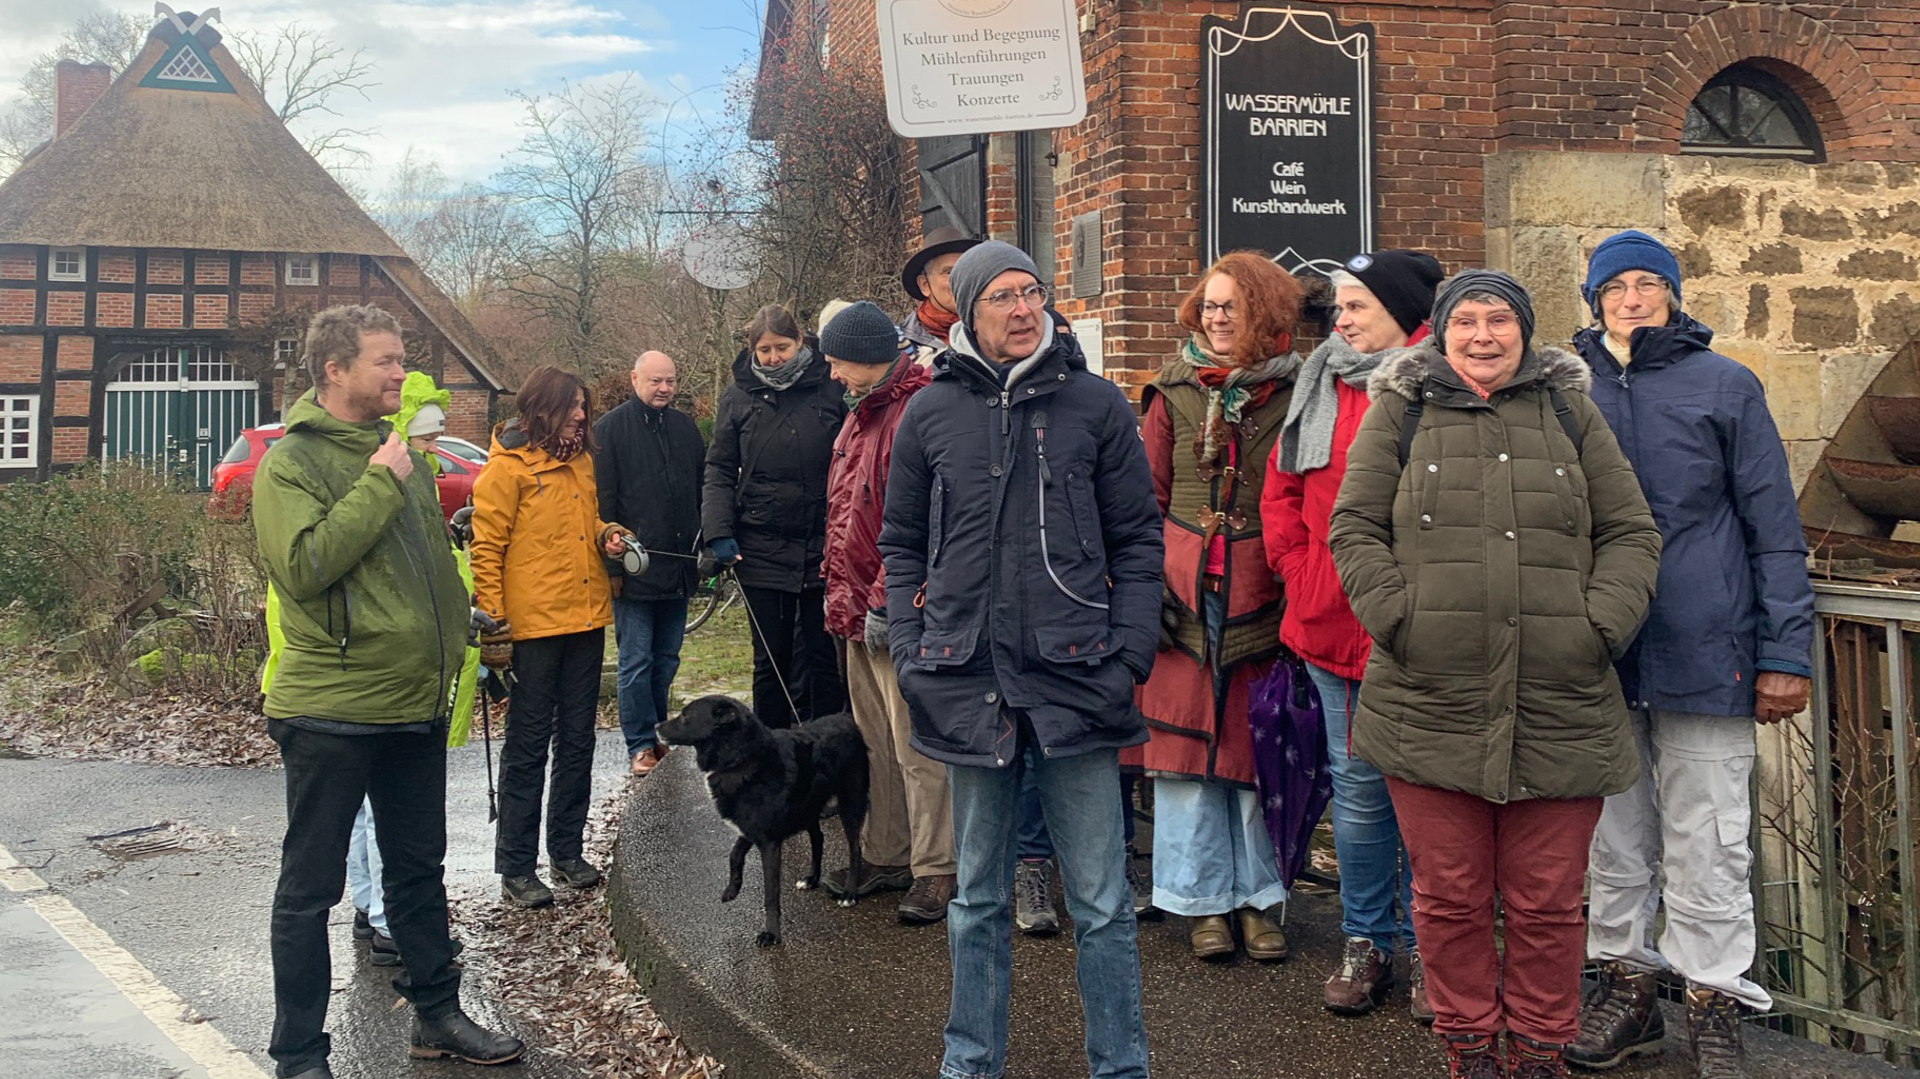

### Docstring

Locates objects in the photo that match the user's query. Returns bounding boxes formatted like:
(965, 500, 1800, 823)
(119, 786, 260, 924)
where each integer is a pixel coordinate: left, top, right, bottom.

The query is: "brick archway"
(1635, 6, 1898, 160)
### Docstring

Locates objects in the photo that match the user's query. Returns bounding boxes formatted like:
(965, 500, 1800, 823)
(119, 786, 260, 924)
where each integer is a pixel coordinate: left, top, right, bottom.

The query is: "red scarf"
(1193, 364, 1277, 407)
(915, 298, 959, 342)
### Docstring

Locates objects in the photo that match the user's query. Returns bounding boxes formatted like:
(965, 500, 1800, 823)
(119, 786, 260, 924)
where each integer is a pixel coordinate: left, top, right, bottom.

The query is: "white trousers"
(1586, 709, 1771, 1009)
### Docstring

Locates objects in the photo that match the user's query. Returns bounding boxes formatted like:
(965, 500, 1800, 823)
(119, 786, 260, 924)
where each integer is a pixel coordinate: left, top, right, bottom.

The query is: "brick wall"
(0, 336, 39, 381)
(53, 60, 111, 138)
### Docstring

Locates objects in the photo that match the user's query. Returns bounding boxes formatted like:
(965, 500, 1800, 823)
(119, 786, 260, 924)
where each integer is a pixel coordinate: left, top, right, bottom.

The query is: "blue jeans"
(346, 797, 386, 934)
(1150, 778, 1287, 915)
(1016, 753, 1136, 861)
(945, 742, 1149, 1079)
(1304, 661, 1416, 951)
(613, 595, 688, 756)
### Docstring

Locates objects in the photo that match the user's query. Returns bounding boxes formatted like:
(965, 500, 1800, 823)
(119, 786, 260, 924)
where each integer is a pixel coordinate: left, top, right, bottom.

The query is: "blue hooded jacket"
(1573, 314, 1814, 717)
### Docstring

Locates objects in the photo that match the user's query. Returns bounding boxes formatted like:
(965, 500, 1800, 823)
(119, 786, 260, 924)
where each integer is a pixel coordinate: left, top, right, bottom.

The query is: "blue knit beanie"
(1582, 231, 1682, 317)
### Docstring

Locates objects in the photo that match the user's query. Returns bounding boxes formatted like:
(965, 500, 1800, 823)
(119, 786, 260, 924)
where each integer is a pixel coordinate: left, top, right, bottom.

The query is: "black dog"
(656, 695, 870, 947)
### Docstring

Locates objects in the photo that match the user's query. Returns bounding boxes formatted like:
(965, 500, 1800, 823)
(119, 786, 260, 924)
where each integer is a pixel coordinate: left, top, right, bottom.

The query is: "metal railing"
(1752, 580, 1920, 1062)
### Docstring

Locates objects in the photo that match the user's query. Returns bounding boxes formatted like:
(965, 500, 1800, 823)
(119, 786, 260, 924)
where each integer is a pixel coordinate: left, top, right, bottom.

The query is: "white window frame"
(49, 246, 85, 282)
(284, 254, 318, 286)
(0, 395, 38, 468)
(273, 337, 299, 369)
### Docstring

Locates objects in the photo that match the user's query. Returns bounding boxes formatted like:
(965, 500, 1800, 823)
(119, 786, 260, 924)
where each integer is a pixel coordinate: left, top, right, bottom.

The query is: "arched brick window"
(1682, 65, 1824, 162)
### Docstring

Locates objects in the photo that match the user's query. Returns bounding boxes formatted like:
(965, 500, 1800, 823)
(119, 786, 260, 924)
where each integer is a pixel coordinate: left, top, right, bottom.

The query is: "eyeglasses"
(1598, 278, 1669, 303)
(1201, 301, 1237, 320)
(978, 283, 1051, 313)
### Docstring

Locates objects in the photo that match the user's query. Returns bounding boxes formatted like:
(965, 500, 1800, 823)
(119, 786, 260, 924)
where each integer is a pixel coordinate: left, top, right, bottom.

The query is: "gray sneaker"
(1013, 859, 1059, 936)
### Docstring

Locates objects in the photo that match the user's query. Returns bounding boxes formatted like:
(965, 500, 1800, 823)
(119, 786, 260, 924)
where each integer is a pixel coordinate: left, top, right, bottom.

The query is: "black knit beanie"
(820, 301, 903, 365)
(1341, 250, 1445, 335)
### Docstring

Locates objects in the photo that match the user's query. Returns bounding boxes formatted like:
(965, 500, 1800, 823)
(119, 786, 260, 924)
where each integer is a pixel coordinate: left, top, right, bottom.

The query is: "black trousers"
(740, 584, 845, 728)
(494, 628, 603, 876)
(267, 719, 460, 1077)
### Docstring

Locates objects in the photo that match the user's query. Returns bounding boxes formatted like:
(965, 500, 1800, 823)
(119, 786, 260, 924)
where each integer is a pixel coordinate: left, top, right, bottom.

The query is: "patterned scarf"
(752, 345, 817, 391)
(1182, 338, 1299, 465)
(548, 430, 585, 461)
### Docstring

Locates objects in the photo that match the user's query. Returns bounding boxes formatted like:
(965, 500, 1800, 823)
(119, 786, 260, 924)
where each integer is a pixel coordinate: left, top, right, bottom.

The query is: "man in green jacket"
(253, 304, 521, 1079)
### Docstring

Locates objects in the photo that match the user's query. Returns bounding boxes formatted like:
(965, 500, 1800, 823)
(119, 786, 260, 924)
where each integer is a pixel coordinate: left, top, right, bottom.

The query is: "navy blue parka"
(878, 334, 1163, 768)
(1574, 314, 1814, 717)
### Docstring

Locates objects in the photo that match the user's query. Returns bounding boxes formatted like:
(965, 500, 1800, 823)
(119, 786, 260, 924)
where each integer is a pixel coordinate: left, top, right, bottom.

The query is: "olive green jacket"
(251, 391, 469, 725)
(1328, 344, 1661, 803)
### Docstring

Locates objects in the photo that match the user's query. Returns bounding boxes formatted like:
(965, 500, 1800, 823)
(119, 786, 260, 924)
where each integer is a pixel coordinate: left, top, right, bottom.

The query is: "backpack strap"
(1546, 386, 1584, 456)
(1395, 381, 1426, 469)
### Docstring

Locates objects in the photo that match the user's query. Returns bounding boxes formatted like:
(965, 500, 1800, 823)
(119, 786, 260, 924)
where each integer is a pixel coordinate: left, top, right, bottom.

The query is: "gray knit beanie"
(819, 301, 902, 365)
(950, 240, 1042, 334)
(1432, 269, 1536, 347)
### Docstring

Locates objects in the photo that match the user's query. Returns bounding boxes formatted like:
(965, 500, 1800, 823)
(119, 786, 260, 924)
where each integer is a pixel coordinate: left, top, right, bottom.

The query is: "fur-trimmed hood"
(1367, 341, 1592, 402)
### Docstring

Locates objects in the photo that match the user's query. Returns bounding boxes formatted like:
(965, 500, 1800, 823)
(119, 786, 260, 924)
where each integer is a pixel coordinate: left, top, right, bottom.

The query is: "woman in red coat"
(1264, 250, 1443, 1017)
(1131, 252, 1301, 962)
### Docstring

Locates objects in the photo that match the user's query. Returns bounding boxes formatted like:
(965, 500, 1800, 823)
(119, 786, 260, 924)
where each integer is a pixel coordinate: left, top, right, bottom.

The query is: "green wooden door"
(104, 344, 258, 489)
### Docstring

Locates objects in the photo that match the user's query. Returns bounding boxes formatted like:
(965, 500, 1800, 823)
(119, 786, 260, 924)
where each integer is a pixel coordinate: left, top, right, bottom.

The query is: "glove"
(480, 622, 514, 670)
(708, 537, 740, 565)
(469, 607, 500, 647)
(597, 522, 634, 557)
(863, 609, 889, 656)
(1159, 591, 1181, 652)
(449, 506, 475, 549)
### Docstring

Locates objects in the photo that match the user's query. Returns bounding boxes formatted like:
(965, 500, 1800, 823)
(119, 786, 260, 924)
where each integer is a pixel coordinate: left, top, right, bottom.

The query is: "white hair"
(1327, 269, 1367, 293)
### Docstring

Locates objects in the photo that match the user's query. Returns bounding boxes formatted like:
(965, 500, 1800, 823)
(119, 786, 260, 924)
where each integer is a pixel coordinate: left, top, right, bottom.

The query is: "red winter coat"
(822, 362, 931, 640)
(1262, 379, 1373, 680)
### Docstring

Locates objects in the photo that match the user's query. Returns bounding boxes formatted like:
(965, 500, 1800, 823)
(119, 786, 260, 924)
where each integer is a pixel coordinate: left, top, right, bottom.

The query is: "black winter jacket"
(878, 335, 1164, 768)
(700, 346, 846, 592)
(593, 397, 706, 601)
(1575, 314, 1815, 717)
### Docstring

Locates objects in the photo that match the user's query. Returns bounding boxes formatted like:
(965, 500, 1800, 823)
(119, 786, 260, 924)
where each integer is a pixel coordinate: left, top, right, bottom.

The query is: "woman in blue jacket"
(1568, 231, 1813, 1078)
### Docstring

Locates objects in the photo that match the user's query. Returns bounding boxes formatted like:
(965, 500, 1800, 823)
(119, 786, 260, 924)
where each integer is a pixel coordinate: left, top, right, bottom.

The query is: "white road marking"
(0, 840, 269, 1079)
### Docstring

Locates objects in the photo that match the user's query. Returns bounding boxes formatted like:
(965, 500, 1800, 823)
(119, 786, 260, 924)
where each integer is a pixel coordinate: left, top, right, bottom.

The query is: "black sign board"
(1201, 5, 1375, 276)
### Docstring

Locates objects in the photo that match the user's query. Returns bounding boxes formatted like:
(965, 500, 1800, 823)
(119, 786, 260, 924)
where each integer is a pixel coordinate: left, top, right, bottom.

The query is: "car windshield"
(439, 437, 488, 463)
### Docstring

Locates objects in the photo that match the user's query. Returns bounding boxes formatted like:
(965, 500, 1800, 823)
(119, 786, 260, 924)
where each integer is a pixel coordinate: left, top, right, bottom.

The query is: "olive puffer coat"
(470, 420, 616, 641)
(1327, 343, 1662, 804)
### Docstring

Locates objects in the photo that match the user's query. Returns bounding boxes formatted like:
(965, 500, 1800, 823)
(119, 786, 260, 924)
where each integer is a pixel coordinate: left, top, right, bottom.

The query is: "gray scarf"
(752, 345, 816, 391)
(1277, 334, 1389, 474)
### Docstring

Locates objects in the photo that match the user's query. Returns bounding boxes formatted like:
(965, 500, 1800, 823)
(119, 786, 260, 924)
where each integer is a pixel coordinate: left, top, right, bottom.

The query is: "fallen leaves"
(0, 646, 275, 768)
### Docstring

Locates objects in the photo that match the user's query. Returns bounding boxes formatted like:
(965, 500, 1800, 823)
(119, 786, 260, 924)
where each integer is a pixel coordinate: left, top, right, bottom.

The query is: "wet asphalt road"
(0, 732, 628, 1079)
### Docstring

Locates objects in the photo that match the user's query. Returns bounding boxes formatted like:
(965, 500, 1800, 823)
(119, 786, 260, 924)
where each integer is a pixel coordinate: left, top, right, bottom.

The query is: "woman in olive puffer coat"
(1328, 270, 1660, 1079)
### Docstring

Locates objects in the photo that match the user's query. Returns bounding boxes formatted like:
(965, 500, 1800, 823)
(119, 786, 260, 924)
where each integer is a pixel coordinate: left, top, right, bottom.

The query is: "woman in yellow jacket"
(471, 364, 632, 909)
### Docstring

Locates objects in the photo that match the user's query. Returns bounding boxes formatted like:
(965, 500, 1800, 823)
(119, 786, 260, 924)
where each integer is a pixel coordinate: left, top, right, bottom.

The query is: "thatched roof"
(0, 21, 402, 256)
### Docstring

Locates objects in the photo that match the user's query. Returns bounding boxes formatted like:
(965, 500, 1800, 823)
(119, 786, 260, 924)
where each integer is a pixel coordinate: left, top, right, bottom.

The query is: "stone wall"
(1486, 151, 1920, 493)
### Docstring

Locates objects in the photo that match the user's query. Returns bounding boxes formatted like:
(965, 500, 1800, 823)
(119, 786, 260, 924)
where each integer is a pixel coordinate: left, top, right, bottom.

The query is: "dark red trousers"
(1388, 778, 1603, 1044)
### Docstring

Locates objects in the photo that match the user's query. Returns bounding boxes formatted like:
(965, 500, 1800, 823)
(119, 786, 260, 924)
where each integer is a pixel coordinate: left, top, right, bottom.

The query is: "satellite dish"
(683, 220, 760, 291)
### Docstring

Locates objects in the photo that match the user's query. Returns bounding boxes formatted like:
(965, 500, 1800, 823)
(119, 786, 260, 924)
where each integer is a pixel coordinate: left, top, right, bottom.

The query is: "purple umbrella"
(1248, 652, 1333, 888)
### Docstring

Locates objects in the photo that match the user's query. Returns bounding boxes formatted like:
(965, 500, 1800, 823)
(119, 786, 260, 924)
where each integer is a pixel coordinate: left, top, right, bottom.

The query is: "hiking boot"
(1013, 859, 1060, 936)
(1684, 985, 1747, 1078)
(897, 873, 956, 924)
(500, 874, 554, 909)
(1568, 961, 1664, 1070)
(1509, 1034, 1570, 1079)
(1237, 906, 1290, 961)
(1324, 936, 1393, 1015)
(1189, 914, 1234, 958)
(630, 746, 665, 777)
(824, 862, 912, 900)
(1410, 947, 1435, 1023)
(1125, 845, 1160, 919)
(1443, 1032, 1506, 1079)
(551, 857, 603, 889)
(409, 1008, 524, 1065)
(352, 908, 373, 941)
(370, 930, 401, 967)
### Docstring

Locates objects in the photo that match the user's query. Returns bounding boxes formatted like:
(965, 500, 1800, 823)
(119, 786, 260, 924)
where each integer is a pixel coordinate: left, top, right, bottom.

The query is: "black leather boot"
(409, 1009, 525, 1065)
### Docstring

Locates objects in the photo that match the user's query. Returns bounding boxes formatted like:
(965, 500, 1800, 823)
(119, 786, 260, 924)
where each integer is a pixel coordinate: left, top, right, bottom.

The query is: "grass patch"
(670, 602, 756, 710)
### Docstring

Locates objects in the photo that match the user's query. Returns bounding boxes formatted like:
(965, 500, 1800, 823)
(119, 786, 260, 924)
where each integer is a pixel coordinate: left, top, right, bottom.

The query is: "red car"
(210, 425, 483, 520)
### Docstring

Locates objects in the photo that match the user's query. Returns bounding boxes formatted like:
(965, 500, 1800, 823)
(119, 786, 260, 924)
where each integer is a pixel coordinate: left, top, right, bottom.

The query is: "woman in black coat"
(701, 304, 849, 727)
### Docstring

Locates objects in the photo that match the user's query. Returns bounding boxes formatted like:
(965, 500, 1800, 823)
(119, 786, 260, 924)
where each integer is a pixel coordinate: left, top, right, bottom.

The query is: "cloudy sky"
(0, 0, 766, 184)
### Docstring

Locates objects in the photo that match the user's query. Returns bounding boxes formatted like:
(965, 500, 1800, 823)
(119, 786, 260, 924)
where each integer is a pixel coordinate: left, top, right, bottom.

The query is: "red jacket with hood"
(823, 361, 931, 639)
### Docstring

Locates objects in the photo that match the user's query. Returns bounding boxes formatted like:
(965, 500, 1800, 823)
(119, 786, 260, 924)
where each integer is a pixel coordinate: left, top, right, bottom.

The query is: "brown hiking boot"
(1442, 1032, 1506, 1079)
(897, 873, 955, 924)
(1324, 936, 1393, 1016)
(824, 862, 911, 899)
(1410, 947, 1435, 1023)
(1509, 1034, 1570, 1079)
(1684, 985, 1748, 1078)
(1567, 961, 1665, 1070)
(630, 746, 665, 776)
(1237, 906, 1289, 961)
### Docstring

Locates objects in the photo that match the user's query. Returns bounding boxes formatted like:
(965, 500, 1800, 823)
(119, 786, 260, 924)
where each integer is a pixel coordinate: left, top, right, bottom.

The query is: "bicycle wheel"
(686, 579, 724, 632)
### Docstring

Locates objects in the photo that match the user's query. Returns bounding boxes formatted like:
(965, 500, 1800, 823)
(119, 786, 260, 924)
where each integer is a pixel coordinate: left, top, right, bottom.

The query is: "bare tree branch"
(227, 24, 379, 172)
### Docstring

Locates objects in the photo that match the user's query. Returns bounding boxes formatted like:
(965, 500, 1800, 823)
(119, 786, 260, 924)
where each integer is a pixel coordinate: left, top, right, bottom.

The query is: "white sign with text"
(876, 0, 1088, 138)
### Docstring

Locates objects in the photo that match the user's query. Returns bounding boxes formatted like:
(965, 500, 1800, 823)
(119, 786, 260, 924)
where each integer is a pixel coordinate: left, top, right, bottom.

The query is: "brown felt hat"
(901, 226, 983, 301)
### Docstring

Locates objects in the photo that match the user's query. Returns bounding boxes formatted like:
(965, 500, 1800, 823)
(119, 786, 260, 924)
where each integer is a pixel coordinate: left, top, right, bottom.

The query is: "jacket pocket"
(928, 476, 948, 568)
(1062, 470, 1105, 560)
(1551, 463, 1583, 536)
(910, 625, 977, 668)
(1034, 623, 1114, 665)
(1416, 460, 1440, 529)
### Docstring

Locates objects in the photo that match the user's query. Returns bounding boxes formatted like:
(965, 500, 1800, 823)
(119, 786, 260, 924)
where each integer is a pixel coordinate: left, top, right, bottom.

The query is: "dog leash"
(727, 565, 804, 722)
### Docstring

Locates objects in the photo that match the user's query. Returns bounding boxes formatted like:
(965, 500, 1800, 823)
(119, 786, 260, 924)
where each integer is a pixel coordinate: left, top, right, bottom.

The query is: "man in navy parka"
(1567, 230, 1813, 1078)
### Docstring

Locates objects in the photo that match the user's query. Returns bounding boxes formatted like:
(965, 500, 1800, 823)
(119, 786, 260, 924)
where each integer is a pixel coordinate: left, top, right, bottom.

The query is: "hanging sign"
(876, 0, 1088, 138)
(1201, 5, 1375, 276)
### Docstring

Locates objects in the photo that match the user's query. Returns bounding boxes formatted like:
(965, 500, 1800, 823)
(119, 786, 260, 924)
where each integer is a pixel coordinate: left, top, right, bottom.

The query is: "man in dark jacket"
(594, 350, 705, 776)
(879, 241, 1162, 1079)
(1569, 231, 1814, 1079)
(254, 305, 522, 1078)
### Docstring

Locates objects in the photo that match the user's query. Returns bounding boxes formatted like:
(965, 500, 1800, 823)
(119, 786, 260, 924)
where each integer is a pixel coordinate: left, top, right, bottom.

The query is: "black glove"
(1159, 592, 1181, 652)
(863, 609, 889, 656)
(449, 506, 475, 549)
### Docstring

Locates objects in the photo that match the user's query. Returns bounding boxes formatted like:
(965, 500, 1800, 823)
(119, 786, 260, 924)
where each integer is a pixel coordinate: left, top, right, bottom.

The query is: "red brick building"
(0, 11, 503, 484)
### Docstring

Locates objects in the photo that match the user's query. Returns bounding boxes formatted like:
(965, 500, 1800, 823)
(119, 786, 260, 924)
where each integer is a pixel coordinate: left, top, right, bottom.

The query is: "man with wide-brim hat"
(900, 225, 981, 365)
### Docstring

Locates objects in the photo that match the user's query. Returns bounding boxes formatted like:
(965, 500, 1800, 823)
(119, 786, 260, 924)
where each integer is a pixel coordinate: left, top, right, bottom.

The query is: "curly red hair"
(1175, 251, 1304, 367)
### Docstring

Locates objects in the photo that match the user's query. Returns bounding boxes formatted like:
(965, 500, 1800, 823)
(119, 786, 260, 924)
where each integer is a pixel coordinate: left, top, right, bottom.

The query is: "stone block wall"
(1487, 151, 1920, 493)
